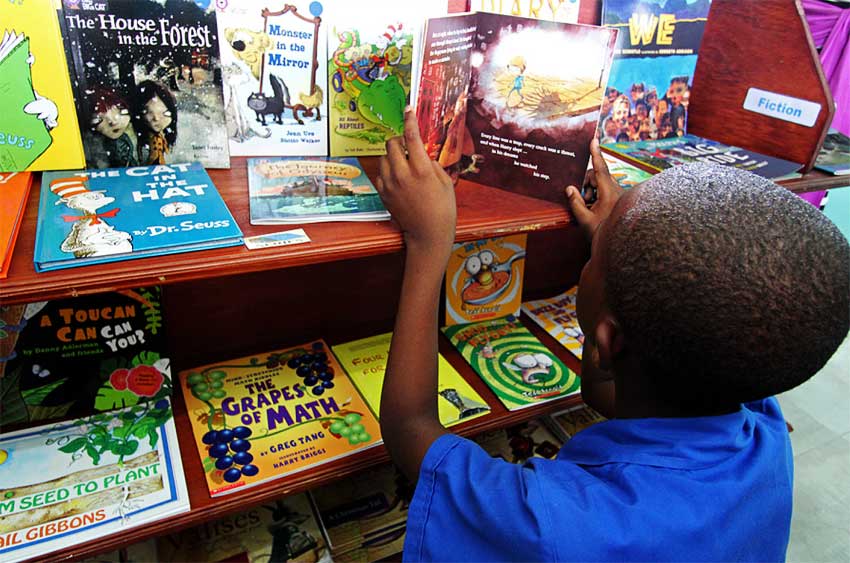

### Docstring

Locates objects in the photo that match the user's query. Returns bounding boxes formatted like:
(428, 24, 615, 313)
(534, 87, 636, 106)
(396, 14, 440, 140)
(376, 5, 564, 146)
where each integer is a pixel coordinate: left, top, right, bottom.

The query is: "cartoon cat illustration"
(247, 74, 290, 126)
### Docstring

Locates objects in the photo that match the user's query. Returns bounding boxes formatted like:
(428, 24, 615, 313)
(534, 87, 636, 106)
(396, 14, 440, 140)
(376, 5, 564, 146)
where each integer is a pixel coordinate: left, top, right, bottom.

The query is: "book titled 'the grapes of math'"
(178, 340, 382, 497)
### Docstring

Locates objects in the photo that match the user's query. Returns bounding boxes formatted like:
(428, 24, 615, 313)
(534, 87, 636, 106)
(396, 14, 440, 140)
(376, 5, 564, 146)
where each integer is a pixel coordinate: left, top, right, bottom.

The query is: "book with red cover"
(0, 172, 33, 278)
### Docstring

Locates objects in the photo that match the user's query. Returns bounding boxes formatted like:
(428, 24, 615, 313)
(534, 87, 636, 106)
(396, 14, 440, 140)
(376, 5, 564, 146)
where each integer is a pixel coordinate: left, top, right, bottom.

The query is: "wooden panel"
(688, 0, 833, 171)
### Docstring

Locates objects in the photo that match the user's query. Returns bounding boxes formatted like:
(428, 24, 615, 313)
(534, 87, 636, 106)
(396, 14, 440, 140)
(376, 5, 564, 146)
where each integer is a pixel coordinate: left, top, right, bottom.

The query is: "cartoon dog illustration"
(224, 27, 270, 81)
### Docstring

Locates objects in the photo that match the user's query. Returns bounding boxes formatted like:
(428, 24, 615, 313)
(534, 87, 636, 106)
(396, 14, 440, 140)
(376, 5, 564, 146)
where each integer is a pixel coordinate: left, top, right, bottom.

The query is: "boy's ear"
(594, 315, 625, 371)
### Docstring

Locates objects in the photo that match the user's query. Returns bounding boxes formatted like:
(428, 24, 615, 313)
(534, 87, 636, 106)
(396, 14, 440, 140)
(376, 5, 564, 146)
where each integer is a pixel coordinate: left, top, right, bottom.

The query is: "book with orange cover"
(0, 172, 32, 278)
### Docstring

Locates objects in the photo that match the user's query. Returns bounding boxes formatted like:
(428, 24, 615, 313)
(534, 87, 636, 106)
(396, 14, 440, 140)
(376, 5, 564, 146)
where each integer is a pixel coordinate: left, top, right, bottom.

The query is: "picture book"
(34, 163, 243, 273)
(598, 151, 654, 188)
(599, 0, 711, 142)
(814, 129, 850, 176)
(601, 134, 803, 181)
(471, 418, 563, 463)
(0, 1, 84, 172)
(327, 2, 439, 157)
(545, 403, 606, 441)
(415, 12, 617, 203)
(1, 288, 168, 433)
(215, 1, 328, 157)
(156, 492, 332, 563)
(476, 0, 580, 23)
(247, 156, 389, 224)
(0, 172, 33, 278)
(0, 398, 189, 563)
(178, 340, 382, 497)
(442, 316, 580, 411)
(59, 0, 230, 169)
(521, 286, 584, 360)
(331, 332, 490, 427)
(445, 235, 527, 326)
(310, 462, 412, 559)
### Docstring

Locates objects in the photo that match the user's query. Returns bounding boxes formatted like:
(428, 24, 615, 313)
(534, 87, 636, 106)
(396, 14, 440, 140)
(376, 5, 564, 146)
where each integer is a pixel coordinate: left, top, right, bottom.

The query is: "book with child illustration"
(521, 286, 585, 360)
(34, 162, 242, 272)
(442, 316, 580, 411)
(0, 172, 33, 278)
(58, 0, 230, 169)
(247, 156, 390, 224)
(814, 129, 850, 176)
(0, 1, 84, 172)
(178, 340, 382, 497)
(414, 11, 617, 203)
(332, 332, 490, 427)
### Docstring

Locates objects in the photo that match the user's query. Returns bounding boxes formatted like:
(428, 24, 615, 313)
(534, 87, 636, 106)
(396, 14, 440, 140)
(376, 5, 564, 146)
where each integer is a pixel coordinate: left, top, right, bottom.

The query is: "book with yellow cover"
(0, 1, 84, 172)
(332, 332, 490, 427)
(178, 340, 382, 497)
(445, 235, 527, 326)
(521, 286, 585, 360)
(0, 172, 32, 278)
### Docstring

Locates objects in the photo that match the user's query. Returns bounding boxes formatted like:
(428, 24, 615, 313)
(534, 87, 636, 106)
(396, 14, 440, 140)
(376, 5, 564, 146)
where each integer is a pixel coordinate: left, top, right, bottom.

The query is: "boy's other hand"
(378, 108, 457, 255)
(565, 138, 624, 241)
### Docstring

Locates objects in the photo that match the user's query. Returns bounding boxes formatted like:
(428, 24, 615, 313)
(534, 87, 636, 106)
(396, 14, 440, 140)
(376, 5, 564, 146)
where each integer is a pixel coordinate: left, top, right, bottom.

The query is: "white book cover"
(0, 397, 189, 562)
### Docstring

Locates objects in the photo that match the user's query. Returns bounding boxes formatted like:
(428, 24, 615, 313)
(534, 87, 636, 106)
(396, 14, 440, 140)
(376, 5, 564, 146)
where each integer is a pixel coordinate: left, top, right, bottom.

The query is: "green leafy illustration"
(58, 437, 87, 454)
(131, 350, 161, 368)
(93, 382, 140, 411)
(21, 378, 68, 406)
(0, 365, 30, 427)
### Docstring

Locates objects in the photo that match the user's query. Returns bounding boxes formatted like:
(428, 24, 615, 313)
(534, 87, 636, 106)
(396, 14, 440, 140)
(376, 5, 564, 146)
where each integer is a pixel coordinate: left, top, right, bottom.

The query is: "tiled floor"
(778, 335, 850, 563)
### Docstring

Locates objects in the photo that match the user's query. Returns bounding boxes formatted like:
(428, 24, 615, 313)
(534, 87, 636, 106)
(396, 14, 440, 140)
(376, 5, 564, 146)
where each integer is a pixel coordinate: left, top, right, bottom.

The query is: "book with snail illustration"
(34, 162, 242, 272)
(442, 316, 580, 411)
(521, 285, 585, 360)
(178, 340, 382, 497)
(445, 235, 527, 326)
(332, 332, 490, 427)
(0, 397, 189, 563)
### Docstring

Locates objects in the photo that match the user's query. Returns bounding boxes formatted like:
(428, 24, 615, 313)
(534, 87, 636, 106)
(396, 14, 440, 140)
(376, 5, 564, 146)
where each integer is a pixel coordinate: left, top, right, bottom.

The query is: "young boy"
(374, 109, 850, 562)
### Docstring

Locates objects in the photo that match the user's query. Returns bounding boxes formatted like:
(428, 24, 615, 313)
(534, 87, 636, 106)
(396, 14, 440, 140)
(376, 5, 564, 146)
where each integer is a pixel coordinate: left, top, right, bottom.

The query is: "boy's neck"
(615, 369, 740, 419)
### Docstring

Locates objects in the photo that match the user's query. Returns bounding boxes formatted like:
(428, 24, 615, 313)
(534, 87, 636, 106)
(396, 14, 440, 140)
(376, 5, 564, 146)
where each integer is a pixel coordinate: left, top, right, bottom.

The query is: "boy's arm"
(375, 108, 457, 482)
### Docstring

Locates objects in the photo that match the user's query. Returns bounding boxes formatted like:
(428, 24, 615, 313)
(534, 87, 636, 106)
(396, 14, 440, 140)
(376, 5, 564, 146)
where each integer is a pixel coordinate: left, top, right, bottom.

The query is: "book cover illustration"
(599, 0, 711, 143)
(247, 156, 389, 224)
(521, 286, 584, 360)
(60, 0, 230, 169)
(545, 403, 606, 441)
(34, 163, 243, 272)
(215, 1, 328, 156)
(0, 2, 84, 172)
(416, 12, 617, 202)
(1, 288, 168, 432)
(445, 235, 527, 326)
(156, 492, 332, 563)
(0, 398, 189, 563)
(0, 172, 33, 278)
(476, 0, 580, 23)
(814, 129, 850, 176)
(472, 418, 563, 463)
(598, 151, 654, 188)
(442, 316, 580, 411)
(602, 134, 803, 180)
(331, 332, 490, 427)
(178, 340, 382, 497)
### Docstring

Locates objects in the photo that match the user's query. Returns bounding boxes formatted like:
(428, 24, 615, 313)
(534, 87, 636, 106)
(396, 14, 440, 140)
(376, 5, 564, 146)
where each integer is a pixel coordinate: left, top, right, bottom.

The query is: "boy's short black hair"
(604, 163, 849, 408)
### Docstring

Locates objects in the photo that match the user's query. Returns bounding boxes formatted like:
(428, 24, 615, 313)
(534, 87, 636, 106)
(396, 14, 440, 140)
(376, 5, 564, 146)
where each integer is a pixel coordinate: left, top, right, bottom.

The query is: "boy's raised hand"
(377, 107, 457, 255)
(565, 138, 624, 240)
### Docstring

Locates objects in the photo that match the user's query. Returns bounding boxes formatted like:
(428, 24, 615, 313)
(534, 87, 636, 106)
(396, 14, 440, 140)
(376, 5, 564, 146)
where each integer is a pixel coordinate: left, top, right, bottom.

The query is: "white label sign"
(743, 87, 821, 127)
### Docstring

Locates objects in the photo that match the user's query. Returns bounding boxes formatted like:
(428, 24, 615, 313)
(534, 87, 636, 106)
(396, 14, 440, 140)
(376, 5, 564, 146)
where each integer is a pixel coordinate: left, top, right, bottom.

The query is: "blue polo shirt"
(404, 398, 793, 562)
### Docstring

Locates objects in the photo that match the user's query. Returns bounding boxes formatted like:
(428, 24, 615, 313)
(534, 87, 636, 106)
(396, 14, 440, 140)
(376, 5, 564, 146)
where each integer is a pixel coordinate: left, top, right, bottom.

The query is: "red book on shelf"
(0, 172, 32, 278)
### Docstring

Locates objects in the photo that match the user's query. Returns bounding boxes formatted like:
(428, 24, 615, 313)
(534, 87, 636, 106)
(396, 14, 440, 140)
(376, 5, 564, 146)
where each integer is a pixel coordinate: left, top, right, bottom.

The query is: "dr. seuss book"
(521, 286, 584, 360)
(599, 0, 711, 143)
(178, 340, 382, 497)
(59, 0, 230, 169)
(414, 12, 617, 203)
(34, 163, 243, 272)
(442, 316, 580, 411)
(445, 235, 527, 326)
(0, 172, 33, 278)
(601, 134, 803, 180)
(332, 333, 490, 428)
(814, 129, 850, 176)
(156, 492, 332, 563)
(0, 1, 84, 172)
(1, 288, 168, 433)
(215, 1, 328, 157)
(248, 156, 389, 224)
(476, 0, 580, 23)
(0, 398, 189, 563)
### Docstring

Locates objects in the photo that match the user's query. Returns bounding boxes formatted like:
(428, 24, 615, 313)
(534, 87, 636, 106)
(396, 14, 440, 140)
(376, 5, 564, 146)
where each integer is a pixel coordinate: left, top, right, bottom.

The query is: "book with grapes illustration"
(521, 286, 585, 360)
(178, 340, 382, 497)
(445, 235, 527, 326)
(247, 156, 389, 224)
(442, 316, 580, 411)
(332, 332, 490, 427)
(0, 397, 189, 563)
(413, 12, 617, 201)
(0, 0, 84, 172)
(34, 162, 243, 273)
(214, 0, 328, 157)
(0, 288, 169, 433)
